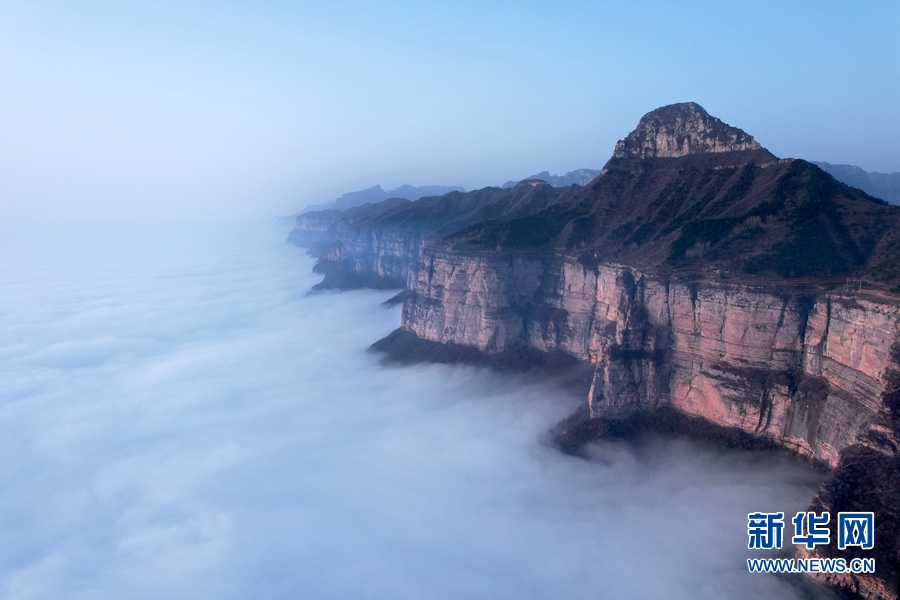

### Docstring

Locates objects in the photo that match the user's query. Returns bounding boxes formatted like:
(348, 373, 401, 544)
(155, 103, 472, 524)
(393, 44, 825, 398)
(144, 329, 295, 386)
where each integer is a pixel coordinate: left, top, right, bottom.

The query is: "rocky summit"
(449, 103, 898, 284)
(291, 103, 900, 600)
(612, 102, 763, 159)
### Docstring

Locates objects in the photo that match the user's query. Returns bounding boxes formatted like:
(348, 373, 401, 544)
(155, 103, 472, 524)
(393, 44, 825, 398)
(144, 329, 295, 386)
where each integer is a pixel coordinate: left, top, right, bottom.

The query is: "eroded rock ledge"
(399, 249, 899, 464)
(306, 101, 900, 599)
(380, 246, 900, 599)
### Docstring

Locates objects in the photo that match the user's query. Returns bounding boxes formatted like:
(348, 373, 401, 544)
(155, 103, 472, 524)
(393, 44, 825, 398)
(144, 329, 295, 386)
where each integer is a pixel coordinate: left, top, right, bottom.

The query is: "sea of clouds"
(0, 221, 826, 599)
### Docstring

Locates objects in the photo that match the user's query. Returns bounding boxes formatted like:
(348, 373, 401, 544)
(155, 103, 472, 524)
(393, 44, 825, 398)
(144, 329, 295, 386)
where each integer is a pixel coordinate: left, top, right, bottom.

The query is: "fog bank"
(0, 224, 823, 599)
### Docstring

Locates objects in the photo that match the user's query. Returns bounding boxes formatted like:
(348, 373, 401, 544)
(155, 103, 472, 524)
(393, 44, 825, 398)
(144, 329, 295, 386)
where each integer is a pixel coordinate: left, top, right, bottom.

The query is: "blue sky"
(1, 0, 898, 222)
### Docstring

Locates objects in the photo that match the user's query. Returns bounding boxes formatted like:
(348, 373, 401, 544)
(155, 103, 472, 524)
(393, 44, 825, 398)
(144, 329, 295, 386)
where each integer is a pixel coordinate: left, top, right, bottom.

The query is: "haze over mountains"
(290, 180, 582, 289)
(813, 162, 900, 205)
(289, 159, 896, 230)
(501, 169, 601, 189)
(292, 171, 603, 220)
(300, 184, 467, 214)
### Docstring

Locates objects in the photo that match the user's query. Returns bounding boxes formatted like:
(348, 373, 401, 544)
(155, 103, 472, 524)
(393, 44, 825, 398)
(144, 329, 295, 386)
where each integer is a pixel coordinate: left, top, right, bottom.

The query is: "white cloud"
(0, 223, 822, 599)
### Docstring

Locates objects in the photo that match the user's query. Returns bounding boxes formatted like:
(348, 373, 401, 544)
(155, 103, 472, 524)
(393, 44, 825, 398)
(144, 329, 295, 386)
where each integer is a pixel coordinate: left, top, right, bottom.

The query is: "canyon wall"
(403, 247, 900, 468)
(287, 198, 423, 289)
(311, 103, 900, 598)
(311, 226, 426, 289)
(288, 181, 582, 290)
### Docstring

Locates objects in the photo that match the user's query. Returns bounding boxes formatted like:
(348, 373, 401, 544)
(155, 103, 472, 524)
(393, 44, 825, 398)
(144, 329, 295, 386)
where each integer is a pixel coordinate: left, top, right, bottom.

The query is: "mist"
(0, 222, 824, 599)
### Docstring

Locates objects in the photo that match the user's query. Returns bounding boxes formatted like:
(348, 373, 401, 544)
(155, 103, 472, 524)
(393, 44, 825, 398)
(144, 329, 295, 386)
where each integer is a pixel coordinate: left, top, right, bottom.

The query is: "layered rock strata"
(403, 248, 900, 467)
(290, 181, 581, 290)
(613, 101, 762, 159)
(313, 227, 424, 289)
(302, 102, 900, 598)
(399, 246, 900, 598)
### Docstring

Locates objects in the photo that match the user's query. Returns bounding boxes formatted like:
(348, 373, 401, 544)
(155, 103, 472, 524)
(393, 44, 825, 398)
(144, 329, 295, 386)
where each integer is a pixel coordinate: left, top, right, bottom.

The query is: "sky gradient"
(1, 0, 898, 223)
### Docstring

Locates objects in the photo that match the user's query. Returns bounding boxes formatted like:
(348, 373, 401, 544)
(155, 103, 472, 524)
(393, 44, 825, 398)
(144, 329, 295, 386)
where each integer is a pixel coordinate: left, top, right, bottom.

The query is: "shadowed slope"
(447, 103, 899, 284)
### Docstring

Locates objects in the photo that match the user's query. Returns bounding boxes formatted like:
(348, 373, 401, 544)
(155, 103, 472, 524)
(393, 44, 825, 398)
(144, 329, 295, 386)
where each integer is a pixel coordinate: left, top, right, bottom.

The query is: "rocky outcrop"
(290, 181, 581, 290)
(404, 249, 900, 466)
(288, 198, 412, 248)
(313, 227, 424, 289)
(397, 246, 900, 598)
(612, 102, 762, 159)
(302, 101, 900, 598)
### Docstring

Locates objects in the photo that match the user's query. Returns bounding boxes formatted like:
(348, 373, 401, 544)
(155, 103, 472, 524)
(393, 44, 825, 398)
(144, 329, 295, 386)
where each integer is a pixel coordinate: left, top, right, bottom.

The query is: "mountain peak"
(613, 102, 762, 159)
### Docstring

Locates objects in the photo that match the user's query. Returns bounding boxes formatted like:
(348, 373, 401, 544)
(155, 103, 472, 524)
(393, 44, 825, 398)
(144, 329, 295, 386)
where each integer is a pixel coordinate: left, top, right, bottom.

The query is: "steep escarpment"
(403, 250, 899, 463)
(287, 197, 411, 249)
(290, 181, 581, 289)
(286, 102, 900, 597)
(377, 103, 900, 599)
(396, 245, 900, 598)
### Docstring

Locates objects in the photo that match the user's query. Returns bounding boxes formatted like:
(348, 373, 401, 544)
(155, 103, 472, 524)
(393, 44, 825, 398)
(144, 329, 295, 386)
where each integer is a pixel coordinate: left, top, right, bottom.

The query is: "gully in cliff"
(293, 103, 900, 600)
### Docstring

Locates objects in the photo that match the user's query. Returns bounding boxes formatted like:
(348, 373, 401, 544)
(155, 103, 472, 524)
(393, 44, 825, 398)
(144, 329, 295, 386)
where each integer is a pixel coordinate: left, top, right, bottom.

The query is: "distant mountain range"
(282, 162, 896, 226)
(288, 179, 581, 288)
(813, 161, 900, 205)
(301, 184, 466, 214)
(280, 174, 601, 225)
(275, 183, 466, 225)
(501, 169, 601, 189)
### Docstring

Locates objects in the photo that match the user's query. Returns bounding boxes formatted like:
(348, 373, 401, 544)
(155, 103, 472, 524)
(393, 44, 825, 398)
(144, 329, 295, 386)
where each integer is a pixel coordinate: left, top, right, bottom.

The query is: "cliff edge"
(382, 103, 900, 599)
(294, 102, 900, 599)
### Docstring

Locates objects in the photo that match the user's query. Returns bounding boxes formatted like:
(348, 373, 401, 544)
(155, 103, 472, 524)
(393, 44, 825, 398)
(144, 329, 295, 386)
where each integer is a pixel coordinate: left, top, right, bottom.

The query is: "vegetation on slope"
(446, 155, 899, 284)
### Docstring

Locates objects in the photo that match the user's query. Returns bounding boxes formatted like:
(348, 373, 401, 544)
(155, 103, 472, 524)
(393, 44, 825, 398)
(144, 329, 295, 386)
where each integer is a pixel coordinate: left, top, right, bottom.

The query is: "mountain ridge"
(446, 104, 897, 286)
(289, 180, 581, 289)
(813, 161, 900, 205)
(296, 183, 466, 215)
(290, 102, 900, 599)
(501, 168, 601, 189)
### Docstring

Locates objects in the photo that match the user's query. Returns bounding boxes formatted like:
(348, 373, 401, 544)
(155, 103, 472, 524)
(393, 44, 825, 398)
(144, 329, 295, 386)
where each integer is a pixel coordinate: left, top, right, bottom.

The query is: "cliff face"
(314, 226, 425, 289)
(310, 101, 900, 598)
(287, 210, 340, 247)
(290, 181, 581, 290)
(288, 198, 418, 288)
(401, 246, 900, 598)
(612, 102, 763, 159)
(288, 197, 412, 249)
(410, 103, 900, 477)
(404, 248, 900, 467)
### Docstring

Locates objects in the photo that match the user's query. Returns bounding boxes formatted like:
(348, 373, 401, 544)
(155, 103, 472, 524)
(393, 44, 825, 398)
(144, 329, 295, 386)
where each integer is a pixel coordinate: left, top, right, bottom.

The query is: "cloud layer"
(0, 224, 824, 599)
